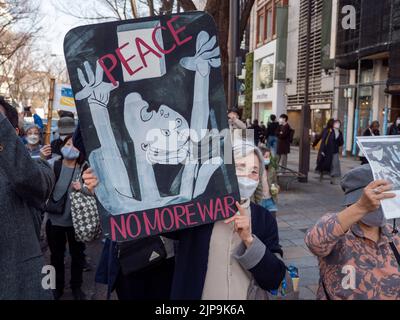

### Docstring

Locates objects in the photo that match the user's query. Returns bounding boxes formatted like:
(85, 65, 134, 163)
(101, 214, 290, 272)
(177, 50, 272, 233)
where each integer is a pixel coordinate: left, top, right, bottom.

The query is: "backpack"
(289, 128, 295, 144)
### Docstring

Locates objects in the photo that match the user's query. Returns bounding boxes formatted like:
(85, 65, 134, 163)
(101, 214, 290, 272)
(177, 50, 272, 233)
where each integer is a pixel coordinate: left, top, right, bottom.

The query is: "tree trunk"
(178, 0, 254, 105)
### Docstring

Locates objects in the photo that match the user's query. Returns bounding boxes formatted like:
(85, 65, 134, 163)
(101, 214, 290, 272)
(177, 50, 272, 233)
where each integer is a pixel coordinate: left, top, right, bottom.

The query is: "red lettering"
(126, 213, 142, 239)
(115, 42, 143, 76)
(214, 197, 227, 220)
(173, 205, 188, 229)
(135, 37, 162, 68)
(152, 26, 176, 55)
(160, 208, 175, 231)
(98, 53, 118, 86)
(143, 210, 162, 235)
(185, 203, 198, 226)
(167, 16, 193, 46)
(224, 195, 237, 218)
(110, 215, 127, 241)
(197, 199, 214, 222)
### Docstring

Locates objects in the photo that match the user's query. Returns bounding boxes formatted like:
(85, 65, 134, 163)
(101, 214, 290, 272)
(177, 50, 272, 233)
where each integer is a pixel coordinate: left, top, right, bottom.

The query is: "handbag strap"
(389, 242, 400, 267)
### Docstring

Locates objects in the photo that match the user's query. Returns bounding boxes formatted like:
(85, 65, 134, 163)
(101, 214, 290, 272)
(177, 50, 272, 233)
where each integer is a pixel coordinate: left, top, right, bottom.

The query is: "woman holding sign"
(166, 139, 287, 300)
(305, 165, 400, 300)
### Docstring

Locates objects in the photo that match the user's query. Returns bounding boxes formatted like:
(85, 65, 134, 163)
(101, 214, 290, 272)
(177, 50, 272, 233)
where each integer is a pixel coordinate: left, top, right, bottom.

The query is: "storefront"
(252, 40, 286, 123)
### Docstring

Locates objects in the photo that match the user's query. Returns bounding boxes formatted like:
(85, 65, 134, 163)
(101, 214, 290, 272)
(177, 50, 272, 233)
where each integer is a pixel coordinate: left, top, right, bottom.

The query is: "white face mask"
(396, 119, 400, 126)
(238, 177, 259, 200)
(27, 134, 39, 145)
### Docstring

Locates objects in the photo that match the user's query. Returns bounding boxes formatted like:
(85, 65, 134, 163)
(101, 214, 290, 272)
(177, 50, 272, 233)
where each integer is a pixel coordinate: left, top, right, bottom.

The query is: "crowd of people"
(0, 95, 399, 300)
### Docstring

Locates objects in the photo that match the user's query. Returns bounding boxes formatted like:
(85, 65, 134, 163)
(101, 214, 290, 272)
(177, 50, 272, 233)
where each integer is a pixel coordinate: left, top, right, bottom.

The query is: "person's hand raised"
(354, 179, 396, 214)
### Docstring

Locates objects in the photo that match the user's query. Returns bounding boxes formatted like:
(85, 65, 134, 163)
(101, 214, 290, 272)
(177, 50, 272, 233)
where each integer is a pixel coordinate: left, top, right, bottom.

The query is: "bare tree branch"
(178, 0, 197, 11)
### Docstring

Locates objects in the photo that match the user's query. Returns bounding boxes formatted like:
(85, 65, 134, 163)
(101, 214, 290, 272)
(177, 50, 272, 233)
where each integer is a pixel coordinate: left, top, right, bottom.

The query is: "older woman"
(305, 165, 400, 300)
(82, 139, 286, 300)
(167, 140, 286, 300)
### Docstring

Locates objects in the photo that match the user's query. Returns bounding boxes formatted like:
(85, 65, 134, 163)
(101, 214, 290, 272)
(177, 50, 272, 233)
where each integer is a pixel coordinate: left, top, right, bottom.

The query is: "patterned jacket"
(305, 213, 400, 300)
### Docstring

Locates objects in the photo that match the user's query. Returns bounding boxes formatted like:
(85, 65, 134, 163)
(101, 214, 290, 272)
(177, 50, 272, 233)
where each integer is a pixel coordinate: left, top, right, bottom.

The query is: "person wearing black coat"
(359, 121, 380, 165)
(314, 119, 344, 184)
(277, 114, 292, 168)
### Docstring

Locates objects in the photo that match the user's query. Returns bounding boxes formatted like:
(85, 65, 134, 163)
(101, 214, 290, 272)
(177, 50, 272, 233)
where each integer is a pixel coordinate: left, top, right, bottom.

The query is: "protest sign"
(357, 136, 400, 219)
(53, 83, 76, 113)
(64, 12, 240, 241)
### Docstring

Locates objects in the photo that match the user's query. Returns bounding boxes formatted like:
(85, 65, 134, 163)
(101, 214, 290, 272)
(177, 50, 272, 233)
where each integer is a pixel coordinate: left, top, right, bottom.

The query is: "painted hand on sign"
(76, 61, 119, 106)
(75, 61, 135, 206)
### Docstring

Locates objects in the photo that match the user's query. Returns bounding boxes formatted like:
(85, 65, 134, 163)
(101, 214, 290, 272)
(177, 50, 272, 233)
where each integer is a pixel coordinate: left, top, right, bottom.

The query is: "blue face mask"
(61, 146, 80, 160)
(264, 159, 270, 166)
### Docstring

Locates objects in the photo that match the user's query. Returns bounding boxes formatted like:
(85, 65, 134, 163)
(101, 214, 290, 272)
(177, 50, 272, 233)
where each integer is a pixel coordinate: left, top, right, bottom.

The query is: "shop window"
(266, 8, 273, 40)
(255, 55, 274, 90)
(257, 10, 265, 44)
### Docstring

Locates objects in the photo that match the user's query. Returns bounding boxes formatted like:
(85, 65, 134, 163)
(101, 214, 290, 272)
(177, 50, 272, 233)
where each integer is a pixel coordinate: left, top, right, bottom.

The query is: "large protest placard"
(357, 136, 400, 219)
(53, 83, 76, 113)
(64, 12, 240, 242)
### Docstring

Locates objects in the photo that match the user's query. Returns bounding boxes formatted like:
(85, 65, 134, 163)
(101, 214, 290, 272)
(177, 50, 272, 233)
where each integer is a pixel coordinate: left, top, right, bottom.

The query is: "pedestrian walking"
(266, 115, 279, 156)
(0, 96, 54, 300)
(305, 165, 399, 300)
(44, 135, 88, 300)
(359, 121, 380, 165)
(388, 116, 400, 136)
(166, 140, 286, 300)
(313, 119, 344, 184)
(277, 114, 292, 168)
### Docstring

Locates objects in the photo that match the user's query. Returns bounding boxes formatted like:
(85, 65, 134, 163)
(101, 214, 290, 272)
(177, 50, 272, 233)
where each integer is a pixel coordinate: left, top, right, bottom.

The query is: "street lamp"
(298, 0, 312, 183)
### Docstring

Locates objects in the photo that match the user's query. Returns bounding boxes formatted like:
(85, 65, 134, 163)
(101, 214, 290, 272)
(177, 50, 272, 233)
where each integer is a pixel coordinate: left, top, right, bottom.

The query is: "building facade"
(248, 0, 335, 141)
(334, 0, 400, 156)
(249, 0, 289, 125)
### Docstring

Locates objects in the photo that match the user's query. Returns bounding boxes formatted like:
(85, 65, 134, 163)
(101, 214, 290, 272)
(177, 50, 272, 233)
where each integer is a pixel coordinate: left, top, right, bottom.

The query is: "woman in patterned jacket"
(305, 165, 400, 300)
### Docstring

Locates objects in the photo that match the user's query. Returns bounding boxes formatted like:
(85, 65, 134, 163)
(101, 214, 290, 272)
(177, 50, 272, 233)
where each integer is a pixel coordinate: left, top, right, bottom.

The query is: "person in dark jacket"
(45, 135, 88, 300)
(314, 119, 344, 184)
(359, 121, 380, 165)
(266, 114, 279, 156)
(168, 140, 286, 300)
(388, 116, 400, 136)
(0, 96, 55, 300)
(250, 119, 263, 146)
(277, 114, 292, 168)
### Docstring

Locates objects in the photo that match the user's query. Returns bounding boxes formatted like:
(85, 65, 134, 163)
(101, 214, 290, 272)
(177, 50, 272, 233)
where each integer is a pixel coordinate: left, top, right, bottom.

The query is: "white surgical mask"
(61, 146, 80, 160)
(27, 134, 39, 145)
(238, 177, 259, 200)
(264, 158, 270, 166)
(396, 119, 400, 126)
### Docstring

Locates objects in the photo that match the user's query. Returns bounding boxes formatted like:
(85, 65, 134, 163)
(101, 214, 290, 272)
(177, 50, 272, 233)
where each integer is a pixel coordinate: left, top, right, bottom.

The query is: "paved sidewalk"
(276, 147, 360, 300)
